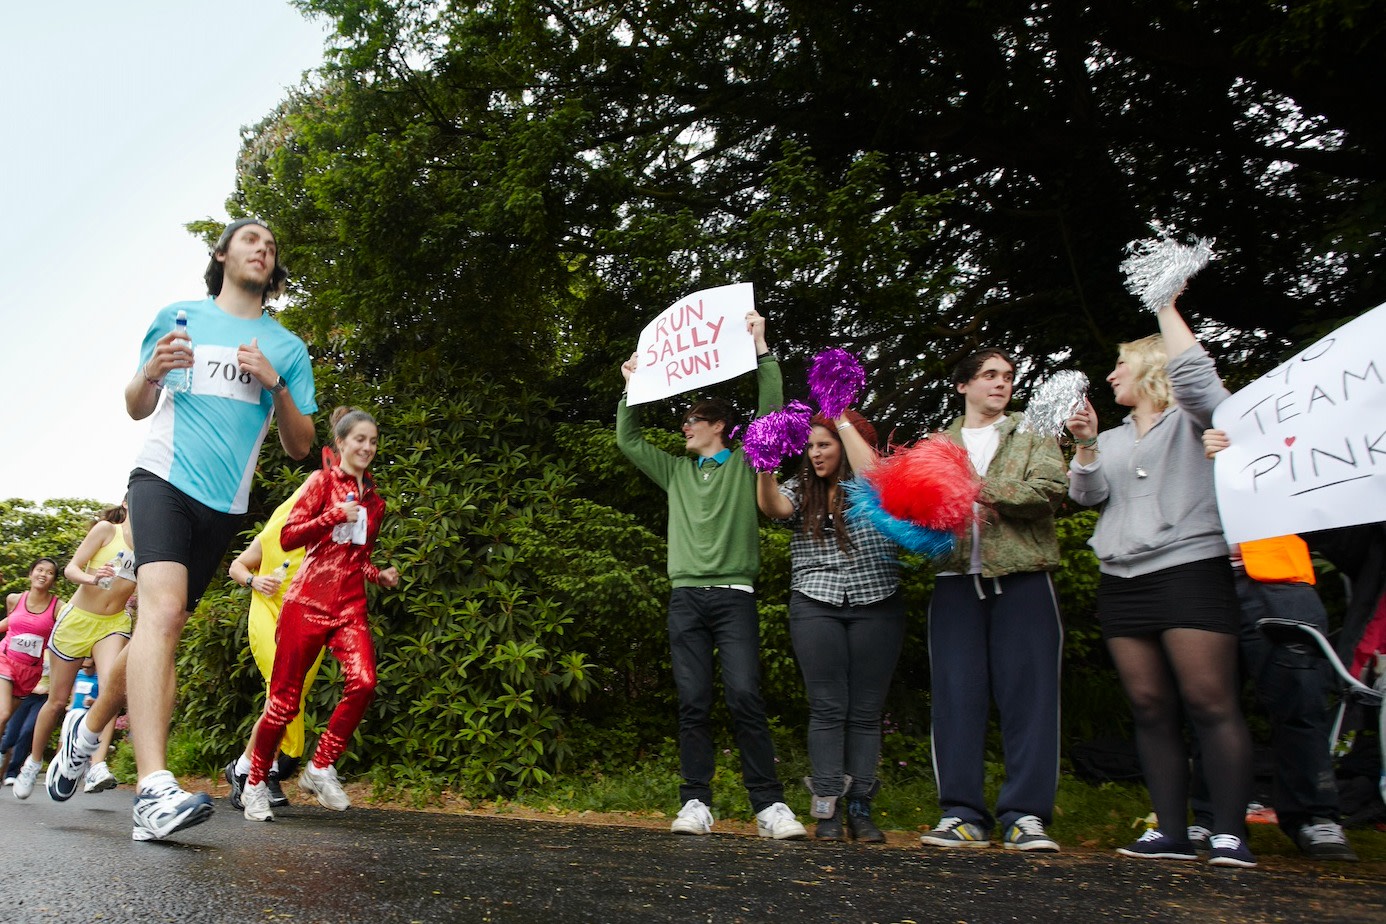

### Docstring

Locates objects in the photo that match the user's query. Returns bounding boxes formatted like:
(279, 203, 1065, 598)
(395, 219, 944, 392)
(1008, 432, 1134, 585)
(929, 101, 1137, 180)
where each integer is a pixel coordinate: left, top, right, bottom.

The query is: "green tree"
(176, 364, 602, 794)
(0, 498, 110, 599)
(233, 0, 1385, 437)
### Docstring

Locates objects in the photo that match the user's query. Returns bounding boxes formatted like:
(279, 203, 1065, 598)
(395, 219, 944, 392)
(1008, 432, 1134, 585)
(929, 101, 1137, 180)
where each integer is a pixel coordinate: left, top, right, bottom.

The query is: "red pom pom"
(864, 438, 980, 532)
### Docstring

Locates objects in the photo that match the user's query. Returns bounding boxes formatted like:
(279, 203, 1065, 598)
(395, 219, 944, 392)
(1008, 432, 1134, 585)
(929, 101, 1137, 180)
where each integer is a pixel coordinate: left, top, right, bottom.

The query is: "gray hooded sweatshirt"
(1068, 344, 1230, 578)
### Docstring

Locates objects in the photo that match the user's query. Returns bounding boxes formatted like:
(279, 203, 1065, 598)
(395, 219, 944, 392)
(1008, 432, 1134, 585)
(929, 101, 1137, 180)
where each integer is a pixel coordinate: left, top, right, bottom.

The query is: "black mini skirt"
(1097, 557, 1239, 639)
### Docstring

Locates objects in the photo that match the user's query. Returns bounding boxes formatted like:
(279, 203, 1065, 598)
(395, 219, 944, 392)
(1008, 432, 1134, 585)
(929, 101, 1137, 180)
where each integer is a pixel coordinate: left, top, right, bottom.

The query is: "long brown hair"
(797, 411, 877, 553)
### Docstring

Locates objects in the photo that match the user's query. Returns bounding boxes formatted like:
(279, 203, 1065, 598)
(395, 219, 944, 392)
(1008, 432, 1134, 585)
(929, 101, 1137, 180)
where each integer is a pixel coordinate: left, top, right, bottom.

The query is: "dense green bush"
(176, 365, 600, 794)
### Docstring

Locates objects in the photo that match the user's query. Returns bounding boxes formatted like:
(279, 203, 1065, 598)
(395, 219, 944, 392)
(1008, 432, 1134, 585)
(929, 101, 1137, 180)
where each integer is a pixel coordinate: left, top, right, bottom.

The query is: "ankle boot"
(804, 775, 850, 842)
(815, 805, 846, 841)
(846, 781, 885, 843)
(846, 799, 885, 842)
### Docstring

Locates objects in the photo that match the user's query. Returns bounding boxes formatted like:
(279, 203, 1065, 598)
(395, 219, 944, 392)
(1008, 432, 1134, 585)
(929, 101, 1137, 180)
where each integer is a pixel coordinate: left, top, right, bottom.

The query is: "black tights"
(1107, 628, 1252, 839)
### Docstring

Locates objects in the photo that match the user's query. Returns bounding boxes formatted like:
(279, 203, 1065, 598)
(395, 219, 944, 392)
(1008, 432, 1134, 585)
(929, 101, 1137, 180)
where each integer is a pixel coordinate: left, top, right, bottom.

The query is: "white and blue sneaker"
(131, 773, 215, 842)
(46, 709, 94, 801)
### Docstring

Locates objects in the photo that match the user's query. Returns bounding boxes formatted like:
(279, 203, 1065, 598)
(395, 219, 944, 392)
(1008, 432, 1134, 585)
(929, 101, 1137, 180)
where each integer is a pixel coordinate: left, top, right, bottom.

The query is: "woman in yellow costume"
(223, 479, 326, 810)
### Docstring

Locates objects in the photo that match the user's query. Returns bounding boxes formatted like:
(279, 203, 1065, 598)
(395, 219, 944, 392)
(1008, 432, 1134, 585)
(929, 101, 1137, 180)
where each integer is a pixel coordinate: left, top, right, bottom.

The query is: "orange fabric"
(1240, 535, 1316, 585)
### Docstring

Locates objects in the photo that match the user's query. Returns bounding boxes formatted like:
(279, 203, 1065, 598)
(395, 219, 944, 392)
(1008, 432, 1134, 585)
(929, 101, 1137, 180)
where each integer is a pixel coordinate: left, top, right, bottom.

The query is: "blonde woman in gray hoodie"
(1066, 294, 1256, 869)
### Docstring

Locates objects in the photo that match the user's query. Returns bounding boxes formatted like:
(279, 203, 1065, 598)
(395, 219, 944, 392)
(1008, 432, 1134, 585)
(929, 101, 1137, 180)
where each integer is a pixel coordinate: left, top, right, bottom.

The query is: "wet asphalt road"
(2, 787, 1384, 923)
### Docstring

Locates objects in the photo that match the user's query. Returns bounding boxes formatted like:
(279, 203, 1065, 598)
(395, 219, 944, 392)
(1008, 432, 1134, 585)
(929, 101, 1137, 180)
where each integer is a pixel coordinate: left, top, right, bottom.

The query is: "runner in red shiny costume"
(244, 407, 399, 816)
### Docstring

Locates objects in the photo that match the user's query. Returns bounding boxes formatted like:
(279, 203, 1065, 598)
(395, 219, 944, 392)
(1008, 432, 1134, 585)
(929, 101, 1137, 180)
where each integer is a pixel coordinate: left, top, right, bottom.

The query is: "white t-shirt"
(959, 423, 1000, 575)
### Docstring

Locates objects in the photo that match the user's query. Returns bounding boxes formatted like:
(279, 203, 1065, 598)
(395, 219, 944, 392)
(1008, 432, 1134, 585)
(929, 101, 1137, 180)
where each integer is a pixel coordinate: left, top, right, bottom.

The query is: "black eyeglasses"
(682, 415, 709, 427)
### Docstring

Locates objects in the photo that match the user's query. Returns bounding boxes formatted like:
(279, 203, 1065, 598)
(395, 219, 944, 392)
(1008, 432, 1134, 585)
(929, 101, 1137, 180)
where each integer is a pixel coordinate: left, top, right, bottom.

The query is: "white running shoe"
(755, 801, 808, 840)
(131, 773, 215, 841)
(84, 761, 117, 794)
(298, 764, 350, 811)
(242, 781, 275, 822)
(670, 798, 714, 835)
(13, 758, 42, 800)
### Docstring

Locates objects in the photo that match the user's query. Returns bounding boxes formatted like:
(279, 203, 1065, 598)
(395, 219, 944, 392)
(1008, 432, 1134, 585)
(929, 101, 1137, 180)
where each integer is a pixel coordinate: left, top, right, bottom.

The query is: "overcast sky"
(1, 1, 333, 505)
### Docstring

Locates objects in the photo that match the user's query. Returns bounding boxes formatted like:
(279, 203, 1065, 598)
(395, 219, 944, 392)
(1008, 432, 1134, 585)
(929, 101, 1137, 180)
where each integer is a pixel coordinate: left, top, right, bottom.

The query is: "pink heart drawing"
(1284, 436, 1296, 447)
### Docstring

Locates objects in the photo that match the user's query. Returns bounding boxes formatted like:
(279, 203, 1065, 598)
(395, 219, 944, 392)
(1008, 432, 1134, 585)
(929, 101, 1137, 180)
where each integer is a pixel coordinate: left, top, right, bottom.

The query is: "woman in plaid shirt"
(758, 410, 903, 842)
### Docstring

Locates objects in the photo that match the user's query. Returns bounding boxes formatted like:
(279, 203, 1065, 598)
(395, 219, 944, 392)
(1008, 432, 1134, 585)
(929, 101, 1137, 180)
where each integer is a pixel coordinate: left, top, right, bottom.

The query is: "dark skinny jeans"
(789, 590, 905, 800)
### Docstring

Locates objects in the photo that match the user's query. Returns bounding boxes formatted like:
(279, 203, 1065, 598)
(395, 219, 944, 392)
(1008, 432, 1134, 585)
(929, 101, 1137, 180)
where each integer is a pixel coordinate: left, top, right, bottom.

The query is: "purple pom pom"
(808, 349, 866, 420)
(742, 401, 813, 472)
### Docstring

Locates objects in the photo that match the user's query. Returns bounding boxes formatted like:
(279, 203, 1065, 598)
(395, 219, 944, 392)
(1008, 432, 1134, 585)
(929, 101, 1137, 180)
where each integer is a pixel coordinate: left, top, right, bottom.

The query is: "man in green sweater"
(616, 309, 806, 840)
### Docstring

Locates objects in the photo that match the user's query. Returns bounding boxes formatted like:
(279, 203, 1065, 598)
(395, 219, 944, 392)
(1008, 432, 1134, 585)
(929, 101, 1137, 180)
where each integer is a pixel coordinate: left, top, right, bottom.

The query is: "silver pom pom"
(1120, 234, 1215, 313)
(1020, 370, 1089, 437)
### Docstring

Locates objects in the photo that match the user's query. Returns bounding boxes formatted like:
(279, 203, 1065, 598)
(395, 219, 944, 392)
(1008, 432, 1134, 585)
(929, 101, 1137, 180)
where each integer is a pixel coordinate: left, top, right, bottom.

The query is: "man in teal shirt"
(616, 309, 806, 840)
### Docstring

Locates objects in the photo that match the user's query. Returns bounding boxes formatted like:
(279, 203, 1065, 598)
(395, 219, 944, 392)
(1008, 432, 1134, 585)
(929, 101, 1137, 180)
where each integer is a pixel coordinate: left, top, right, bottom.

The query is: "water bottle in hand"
(271, 559, 291, 590)
(97, 550, 126, 589)
(333, 493, 358, 544)
(166, 309, 194, 393)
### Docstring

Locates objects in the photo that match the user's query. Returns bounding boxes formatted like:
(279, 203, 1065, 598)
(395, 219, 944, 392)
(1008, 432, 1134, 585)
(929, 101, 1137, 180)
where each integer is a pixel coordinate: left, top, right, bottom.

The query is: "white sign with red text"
(625, 283, 758, 406)
(1212, 301, 1386, 543)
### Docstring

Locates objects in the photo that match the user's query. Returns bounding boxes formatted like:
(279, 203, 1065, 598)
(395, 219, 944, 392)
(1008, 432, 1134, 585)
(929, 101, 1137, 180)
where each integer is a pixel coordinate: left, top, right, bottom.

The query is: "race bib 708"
(190, 345, 263, 404)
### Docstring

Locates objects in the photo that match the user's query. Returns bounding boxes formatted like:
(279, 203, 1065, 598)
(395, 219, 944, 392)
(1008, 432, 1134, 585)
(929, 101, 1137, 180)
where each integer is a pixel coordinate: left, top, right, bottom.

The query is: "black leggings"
(1107, 628, 1253, 839)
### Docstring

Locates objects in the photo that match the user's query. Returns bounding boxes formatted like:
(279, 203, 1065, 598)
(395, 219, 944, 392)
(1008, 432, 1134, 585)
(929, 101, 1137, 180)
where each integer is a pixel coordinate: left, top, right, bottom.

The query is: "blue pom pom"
(843, 479, 956, 558)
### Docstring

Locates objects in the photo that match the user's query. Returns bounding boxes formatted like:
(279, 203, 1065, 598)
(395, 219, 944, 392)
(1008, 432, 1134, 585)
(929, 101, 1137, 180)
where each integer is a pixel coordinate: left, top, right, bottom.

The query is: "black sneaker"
(1208, 833, 1257, 868)
(224, 761, 247, 810)
(1296, 819, 1358, 861)
(1116, 829, 1198, 860)
(265, 770, 290, 809)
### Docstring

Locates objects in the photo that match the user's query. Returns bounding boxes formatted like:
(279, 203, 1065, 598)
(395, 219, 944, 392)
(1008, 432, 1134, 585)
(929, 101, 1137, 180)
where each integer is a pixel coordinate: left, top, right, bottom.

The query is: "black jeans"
(789, 591, 905, 799)
(1192, 574, 1341, 834)
(668, 587, 784, 812)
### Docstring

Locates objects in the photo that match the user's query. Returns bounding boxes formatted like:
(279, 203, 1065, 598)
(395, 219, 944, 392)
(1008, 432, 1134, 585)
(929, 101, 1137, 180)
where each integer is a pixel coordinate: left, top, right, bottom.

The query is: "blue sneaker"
(1208, 833, 1257, 868)
(1116, 829, 1198, 860)
(45, 709, 93, 802)
(132, 773, 215, 842)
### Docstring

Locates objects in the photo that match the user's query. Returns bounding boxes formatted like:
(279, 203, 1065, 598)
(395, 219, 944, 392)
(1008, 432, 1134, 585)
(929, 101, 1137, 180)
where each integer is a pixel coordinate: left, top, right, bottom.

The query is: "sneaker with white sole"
(242, 781, 275, 822)
(131, 774, 215, 842)
(13, 757, 42, 800)
(1296, 819, 1357, 861)
(1117, 828, 1198, 860)
(1187, 824, 1213, 852)
(265, 769, 291, 809)
(84, 761, 117, 794)
(1208, 833, 1257, 868)
(298, 764, 350, 811)
(755, 802, 808, 840)
(46, 709, 94, 801)
(920, 816, 990, 848)
(670, 798, 714, 835)
(1003, 814, 1059, 852)
(224, 760, 247, 810)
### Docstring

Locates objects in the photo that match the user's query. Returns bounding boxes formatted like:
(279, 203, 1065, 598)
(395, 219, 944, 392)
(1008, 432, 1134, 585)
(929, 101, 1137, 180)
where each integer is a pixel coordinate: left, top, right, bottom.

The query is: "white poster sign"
(624, 283, 758, 406)
(1212, 301, 1386, 543)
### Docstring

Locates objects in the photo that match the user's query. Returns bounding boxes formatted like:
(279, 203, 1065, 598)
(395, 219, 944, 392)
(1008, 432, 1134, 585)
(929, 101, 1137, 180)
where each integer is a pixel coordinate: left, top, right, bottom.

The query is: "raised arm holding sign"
(625, 283, 759, 405)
